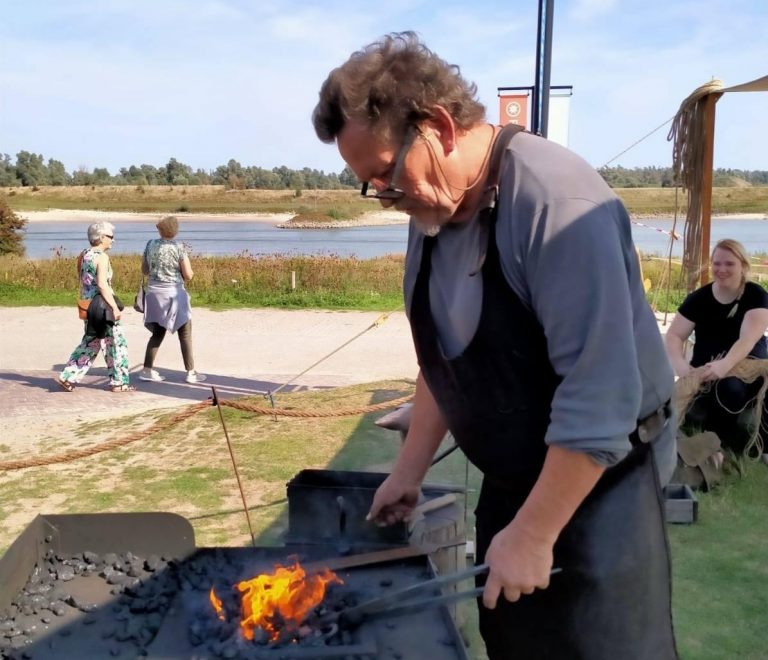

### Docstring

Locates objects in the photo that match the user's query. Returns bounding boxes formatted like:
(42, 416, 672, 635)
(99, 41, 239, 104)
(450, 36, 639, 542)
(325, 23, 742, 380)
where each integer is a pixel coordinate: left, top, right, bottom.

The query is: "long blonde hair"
(712, 239, 750, 318)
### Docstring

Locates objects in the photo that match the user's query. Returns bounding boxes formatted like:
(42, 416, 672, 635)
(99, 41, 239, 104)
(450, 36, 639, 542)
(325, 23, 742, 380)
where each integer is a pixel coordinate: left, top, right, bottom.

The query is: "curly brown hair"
(156, 215, 179, 239)
(313, 32, 486, 144)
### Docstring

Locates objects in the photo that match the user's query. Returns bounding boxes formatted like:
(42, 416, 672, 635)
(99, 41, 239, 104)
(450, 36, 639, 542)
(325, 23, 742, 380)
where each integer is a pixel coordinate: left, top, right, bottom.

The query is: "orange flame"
(227, 560, 342, 641)
(209, 587, 225, 621)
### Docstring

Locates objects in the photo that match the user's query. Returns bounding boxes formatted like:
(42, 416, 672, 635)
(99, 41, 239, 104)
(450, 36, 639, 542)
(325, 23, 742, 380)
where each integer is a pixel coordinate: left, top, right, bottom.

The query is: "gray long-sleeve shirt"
(404, 131, 676, 478)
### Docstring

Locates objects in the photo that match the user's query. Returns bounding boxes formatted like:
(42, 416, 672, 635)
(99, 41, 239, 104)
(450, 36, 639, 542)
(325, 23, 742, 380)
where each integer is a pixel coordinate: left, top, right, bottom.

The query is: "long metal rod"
(331, 564, 562, 625)
(430, 442, 459, 466)
(211, 386, 256, 547)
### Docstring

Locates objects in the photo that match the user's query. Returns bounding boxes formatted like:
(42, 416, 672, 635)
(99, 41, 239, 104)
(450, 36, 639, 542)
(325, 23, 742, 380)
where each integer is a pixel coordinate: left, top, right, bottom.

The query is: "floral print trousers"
(60, 322, 130, 387)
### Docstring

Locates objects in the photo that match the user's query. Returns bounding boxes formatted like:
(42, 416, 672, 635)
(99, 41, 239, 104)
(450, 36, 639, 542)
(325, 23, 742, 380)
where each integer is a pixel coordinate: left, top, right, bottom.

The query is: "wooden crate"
(663, 483, 698, 524)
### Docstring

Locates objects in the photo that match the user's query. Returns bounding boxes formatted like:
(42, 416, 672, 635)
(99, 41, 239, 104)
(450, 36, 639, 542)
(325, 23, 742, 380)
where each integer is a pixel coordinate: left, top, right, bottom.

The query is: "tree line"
(598, 165, 768, 188)
(1, 151, 766, 190)
(0, 152, 360, 190)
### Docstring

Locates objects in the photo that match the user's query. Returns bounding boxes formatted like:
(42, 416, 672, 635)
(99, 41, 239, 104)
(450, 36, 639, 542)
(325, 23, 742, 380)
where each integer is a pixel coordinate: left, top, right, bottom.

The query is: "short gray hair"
(87, 221, 115, 246)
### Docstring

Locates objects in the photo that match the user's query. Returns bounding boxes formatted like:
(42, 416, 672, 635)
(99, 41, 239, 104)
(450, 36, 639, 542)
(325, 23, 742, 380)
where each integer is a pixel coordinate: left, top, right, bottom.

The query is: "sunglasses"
(105, 234, 114, 239)
(360, 125, 418, 201)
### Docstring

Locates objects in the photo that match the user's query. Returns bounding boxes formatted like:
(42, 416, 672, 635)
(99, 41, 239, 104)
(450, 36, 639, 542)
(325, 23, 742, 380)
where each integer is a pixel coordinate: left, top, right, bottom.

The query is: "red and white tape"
(631, 220, 680, 240)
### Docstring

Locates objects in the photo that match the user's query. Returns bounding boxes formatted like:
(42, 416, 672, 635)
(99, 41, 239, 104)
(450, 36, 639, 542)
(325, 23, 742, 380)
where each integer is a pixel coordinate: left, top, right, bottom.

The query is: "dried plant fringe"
(667, 80, 725, 291)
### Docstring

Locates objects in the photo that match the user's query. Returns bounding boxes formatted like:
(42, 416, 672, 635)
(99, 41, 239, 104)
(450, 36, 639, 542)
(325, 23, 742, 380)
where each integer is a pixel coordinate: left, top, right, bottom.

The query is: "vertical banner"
(499, 94, 530, 129)
(547, 92, 572, 147)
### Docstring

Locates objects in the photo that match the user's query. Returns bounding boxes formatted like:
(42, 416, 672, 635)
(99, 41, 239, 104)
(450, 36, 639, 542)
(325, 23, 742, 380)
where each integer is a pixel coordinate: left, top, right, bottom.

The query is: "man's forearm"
(391, 371, 448, 485)
(664, 334, 690, 377)
(512, 445, 605, 544)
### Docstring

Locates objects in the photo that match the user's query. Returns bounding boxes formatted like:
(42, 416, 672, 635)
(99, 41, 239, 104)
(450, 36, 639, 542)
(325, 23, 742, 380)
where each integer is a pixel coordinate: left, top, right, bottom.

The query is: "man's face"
(337, 120, 462, 232)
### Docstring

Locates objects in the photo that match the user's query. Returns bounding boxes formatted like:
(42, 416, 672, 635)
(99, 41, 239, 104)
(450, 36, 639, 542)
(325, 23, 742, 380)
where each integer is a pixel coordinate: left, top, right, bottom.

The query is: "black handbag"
(133, 277, 145, 313)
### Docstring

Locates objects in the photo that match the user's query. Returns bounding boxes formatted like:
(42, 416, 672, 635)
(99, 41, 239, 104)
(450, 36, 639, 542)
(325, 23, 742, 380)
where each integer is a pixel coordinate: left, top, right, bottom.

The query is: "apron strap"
(470, 123, 526, 276)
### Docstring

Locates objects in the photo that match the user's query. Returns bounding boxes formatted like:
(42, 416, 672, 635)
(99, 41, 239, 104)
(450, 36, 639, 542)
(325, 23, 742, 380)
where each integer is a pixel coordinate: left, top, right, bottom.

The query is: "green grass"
(1, 381, 766, 658)
(3, 186, 378, 217)
(0, 252, 406, 310)
(3, 250, 766, 313)
(668, 461, 768, 659)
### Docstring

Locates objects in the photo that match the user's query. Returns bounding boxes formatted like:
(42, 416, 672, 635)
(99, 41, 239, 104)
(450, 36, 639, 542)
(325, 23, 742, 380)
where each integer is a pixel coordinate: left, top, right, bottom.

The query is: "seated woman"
(665, 239, 768, 453)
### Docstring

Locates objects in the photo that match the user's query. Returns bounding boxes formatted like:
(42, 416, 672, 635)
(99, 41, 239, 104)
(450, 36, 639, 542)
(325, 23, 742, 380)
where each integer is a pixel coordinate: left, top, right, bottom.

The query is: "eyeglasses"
(105, 234, 114, 239)
(360, 126, 418, 201)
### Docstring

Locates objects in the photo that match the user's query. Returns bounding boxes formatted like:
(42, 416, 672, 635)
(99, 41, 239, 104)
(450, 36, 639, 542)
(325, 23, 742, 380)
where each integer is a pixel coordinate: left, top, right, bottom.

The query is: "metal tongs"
(322, 563, 562, 628)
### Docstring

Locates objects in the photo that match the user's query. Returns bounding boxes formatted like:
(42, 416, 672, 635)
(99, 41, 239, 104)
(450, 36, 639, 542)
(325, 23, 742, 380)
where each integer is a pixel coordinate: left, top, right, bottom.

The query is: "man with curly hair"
(313, 32, 678, 659)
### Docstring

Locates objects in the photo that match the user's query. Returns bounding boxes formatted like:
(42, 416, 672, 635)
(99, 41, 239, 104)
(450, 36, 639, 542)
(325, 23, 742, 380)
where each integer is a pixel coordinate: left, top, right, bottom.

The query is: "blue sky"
(1, 0, 766, 175)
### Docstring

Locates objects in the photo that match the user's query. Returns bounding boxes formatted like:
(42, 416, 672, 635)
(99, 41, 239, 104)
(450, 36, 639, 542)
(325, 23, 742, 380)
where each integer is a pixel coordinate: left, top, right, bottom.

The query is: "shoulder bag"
(76, 250, 91, 320)
(133, 276, 146, 313)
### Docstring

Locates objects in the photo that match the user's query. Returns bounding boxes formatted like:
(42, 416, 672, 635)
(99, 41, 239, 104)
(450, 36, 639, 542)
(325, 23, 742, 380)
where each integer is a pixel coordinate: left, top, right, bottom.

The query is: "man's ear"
(421, 106, 457, 155)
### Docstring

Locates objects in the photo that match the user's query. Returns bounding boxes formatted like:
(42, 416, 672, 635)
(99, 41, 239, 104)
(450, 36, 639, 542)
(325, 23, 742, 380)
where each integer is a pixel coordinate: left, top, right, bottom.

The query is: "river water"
(21, 216, 768, 260)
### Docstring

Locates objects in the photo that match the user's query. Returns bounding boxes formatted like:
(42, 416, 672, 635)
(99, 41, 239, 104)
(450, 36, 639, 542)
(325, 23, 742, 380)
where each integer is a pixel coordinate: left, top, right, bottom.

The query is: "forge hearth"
(0, 472, 469, 660)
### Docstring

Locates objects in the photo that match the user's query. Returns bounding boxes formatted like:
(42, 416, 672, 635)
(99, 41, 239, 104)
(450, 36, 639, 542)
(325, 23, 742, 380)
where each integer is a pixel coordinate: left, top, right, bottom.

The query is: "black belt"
(629, 399, 672, 446)
(481, 400, 673, 490)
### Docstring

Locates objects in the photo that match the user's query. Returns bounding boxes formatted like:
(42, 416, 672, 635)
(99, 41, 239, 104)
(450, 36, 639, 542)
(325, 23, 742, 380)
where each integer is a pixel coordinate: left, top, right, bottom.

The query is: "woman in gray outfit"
(140, 216, 206, 383)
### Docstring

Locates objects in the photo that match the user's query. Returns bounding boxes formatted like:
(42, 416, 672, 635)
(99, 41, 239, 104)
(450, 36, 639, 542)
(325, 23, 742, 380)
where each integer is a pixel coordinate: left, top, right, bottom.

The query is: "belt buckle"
(637, 401, 671, 444)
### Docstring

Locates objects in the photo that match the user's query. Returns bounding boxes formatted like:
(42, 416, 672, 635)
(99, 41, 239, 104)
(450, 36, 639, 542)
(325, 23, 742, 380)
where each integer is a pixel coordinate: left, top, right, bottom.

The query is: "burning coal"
(211, 558, 343, 641)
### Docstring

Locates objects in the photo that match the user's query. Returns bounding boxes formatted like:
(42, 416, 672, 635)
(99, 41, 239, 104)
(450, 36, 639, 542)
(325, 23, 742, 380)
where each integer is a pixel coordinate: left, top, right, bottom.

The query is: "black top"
(678, 281, 768, 367)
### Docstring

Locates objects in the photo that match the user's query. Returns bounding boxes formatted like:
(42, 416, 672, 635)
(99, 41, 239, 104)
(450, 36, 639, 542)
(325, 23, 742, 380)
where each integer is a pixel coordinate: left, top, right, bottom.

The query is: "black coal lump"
(83, 551, 99, 565)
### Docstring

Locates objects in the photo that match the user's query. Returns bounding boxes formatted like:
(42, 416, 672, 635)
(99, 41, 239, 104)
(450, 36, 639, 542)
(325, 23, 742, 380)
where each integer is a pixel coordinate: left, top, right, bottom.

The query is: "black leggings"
(143, 321, 194, 371)
(684, 376, 766, 453)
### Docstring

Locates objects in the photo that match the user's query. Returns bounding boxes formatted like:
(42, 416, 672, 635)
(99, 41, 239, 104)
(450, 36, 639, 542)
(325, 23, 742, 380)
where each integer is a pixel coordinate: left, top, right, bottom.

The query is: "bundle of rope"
(673, 356, 768, 459)
(667, 79, 725, 291)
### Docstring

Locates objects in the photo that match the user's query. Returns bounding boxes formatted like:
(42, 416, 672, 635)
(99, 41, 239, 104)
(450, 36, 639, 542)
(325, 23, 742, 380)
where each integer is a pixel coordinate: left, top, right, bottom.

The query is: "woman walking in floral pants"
(55, 221, 135, 392)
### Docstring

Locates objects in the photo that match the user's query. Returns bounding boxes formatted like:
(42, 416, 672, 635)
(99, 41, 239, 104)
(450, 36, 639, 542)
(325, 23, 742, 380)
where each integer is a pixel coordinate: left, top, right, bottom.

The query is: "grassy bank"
(6, 250, 768, 313)
(4, 186, 376, 218)
(0, 253, 405, 311)
(5, 185, 768, 217)
(1, 380, 766, 658)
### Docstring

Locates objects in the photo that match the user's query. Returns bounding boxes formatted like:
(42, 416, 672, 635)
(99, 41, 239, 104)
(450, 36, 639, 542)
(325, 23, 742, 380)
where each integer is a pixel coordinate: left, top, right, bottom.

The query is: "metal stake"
(211, 386, 256, 547)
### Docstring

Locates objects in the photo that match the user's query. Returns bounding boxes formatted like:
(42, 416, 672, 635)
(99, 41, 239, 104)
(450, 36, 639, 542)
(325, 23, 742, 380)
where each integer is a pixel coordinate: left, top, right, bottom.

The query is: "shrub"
(0, 196, 27, 256)
(326, 208, 350, 220)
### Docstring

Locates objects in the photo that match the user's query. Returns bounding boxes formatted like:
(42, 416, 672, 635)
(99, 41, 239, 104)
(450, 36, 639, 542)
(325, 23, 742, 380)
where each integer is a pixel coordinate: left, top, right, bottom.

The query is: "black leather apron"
(409, 186, 677, 659)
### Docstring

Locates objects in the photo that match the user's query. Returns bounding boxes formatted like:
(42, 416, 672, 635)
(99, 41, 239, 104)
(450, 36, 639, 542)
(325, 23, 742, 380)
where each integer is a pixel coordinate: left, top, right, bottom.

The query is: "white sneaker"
(139, 369, 165, 382)
(186, 371, 206, 383)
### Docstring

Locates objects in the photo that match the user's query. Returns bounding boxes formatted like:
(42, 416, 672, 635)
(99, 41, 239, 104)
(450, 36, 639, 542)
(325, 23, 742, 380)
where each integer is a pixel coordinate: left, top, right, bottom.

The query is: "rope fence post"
(211, 386, 256, 548)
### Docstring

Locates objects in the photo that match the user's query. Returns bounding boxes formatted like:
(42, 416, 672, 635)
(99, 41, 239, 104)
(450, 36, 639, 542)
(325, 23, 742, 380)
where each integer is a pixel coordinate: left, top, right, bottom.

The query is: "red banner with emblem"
(498, 94, 530, 129)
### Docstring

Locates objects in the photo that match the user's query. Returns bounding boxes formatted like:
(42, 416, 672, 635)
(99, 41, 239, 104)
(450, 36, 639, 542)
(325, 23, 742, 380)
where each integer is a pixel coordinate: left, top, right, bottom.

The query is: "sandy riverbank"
(18, 209, 410, 227)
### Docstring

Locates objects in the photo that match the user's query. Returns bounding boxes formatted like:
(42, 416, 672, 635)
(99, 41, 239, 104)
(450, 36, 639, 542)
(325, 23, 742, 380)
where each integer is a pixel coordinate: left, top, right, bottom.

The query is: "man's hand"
(366, 473, 421, 527)
(482, 518, 555, 608)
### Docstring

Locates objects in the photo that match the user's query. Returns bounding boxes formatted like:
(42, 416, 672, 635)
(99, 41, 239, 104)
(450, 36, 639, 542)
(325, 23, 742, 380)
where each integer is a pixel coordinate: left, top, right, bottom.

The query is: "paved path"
(0, 306, 674, 445)
(0, 307, 419, 427)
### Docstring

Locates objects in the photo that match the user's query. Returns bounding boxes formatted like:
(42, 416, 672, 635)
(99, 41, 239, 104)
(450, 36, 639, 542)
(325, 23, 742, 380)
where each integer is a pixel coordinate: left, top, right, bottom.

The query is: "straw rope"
(667, 79, 725, 291)
(0, 393, 414, 472)
(0, 401, 210, 471)
(674, 357, 768, 458)
(219, 393, 413, 418)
